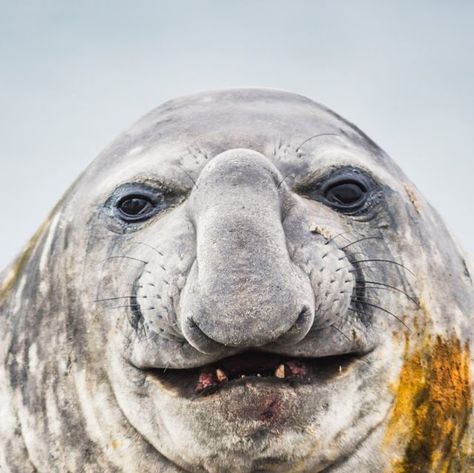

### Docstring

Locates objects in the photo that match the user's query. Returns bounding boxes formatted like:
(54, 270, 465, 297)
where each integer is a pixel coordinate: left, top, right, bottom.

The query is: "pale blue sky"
(1, 0, 473, 269)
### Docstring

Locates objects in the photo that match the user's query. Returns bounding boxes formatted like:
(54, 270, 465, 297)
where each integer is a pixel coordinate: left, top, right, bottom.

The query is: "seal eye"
(299, 168, 374, 214)
(107, 183, 176, 227)
(324, 180, 366, 208)
(117, 195, 156, 221)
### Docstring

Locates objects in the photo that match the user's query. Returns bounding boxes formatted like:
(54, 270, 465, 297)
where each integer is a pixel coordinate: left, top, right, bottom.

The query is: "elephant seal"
(0, 89, 473, 473)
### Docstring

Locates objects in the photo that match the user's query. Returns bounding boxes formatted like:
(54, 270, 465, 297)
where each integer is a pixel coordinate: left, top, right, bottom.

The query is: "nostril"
(275, 305, 315, 346)
(182, 317, 227, 355)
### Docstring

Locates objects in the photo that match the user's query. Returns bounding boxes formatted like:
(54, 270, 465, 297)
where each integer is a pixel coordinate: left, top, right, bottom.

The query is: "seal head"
(1, 89, 472, 472)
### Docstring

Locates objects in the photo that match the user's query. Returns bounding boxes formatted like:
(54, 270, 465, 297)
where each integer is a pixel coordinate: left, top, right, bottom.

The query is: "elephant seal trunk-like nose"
(180, 149, 314, 353)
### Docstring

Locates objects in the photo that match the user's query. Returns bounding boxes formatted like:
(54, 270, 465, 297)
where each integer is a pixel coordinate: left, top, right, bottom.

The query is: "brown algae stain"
(111, 439, 122, 449)
(0, 189, 70, 304)
(404, 184, 422, 214)
(0, 218, 51, 303)
(310, 224, 333, 241)
(384, 335, 472, 472)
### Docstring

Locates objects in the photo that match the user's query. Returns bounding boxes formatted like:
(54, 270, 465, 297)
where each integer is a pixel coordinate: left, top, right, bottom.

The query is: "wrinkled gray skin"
(0, 89, 472, 472)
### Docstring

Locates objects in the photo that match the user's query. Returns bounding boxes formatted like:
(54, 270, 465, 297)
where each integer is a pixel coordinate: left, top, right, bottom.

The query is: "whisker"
(351, 295, 392, 307)
(94, 296, 136, 303)
(347, 266, 379, 274)
(182, 169, 199, 190)
(349, 303, 410, 331)
(348, 259, 415, 277)
(329, 324, 353, 343)
(340, 236, 383, 250)
(296, 132, 339, 153)
(355, 280, 419, 306)
(321, 236, 382, 259)
(323, 231, 353, 245)
(109, 304, 140, 310)
(338, 251, 366, 261)
(93, 295, 152, 303)
(129, 241, 164, 257)
(103, 255, 148, 265)
(277, 171, 293, 189)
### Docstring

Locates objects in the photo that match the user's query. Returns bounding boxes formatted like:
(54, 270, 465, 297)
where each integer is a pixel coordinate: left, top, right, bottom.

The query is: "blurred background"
(1, 0, 473, 269)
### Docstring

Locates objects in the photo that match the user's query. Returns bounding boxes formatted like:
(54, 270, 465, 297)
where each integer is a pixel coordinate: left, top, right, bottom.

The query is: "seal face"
(0, 89, 473, 473)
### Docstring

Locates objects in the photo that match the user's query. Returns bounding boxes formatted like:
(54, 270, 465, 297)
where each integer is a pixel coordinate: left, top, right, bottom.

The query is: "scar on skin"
(384, 334, 472, 473)
(311, 225, 333, 241)
(404, 185, 422, 214)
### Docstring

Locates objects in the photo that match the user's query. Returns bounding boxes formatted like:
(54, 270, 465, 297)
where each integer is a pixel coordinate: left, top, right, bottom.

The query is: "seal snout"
(179, 149, 315, 353)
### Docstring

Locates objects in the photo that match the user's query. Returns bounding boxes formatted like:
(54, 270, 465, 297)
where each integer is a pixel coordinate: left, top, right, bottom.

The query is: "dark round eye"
(299, 168, 375, 215)
(117, 195, 155, 221)
(325, 181, 366, 206)
(322, 177, 368, 212)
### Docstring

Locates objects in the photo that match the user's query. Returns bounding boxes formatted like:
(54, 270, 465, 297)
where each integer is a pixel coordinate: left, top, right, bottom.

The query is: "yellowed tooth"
(275, 364, 285, 379)
(216, 369, 228, 382)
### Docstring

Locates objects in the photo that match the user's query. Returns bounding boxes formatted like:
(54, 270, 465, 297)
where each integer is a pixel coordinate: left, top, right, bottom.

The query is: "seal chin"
(118, 342, 379, 473)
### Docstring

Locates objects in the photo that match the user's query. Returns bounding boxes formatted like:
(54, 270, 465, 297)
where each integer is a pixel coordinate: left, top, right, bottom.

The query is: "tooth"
(339, 365, 342, 373)
(257, 373, 262, 377)
(241, 374, 246, 378)
(216, 369, 228, 382)
(275, 364, 286, 379)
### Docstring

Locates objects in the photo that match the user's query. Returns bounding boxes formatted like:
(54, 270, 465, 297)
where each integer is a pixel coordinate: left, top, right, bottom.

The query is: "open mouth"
(146, 351, 359, 397)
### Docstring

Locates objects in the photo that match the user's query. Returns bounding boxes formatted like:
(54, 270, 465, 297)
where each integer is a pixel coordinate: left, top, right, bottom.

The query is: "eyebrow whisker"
(296, 133, 339, 153)
(103, 255, 148, 265)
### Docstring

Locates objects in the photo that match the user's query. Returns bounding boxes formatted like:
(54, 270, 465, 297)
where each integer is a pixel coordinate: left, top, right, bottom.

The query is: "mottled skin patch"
(450, 418, 474, 472)
(385, 334, 472, 473)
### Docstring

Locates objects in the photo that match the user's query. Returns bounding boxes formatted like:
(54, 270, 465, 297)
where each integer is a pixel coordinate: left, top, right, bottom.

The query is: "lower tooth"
(275, 364, 286, 379)
(216, 369, 228, 382)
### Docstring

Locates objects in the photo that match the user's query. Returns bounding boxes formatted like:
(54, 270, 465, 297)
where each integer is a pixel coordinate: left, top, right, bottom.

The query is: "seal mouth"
(145, 351, 359, 397)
